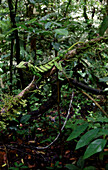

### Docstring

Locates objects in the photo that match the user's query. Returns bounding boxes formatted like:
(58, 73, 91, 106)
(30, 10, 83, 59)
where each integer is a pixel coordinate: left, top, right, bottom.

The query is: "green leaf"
(83, 139, 107, 159)
(65, 164, 80, 170)
(29, 0, 35, 4)
(16, 23, 28, 30)
(17, 130, 27, 134)
(0, 68, 3, 73)
(5, 27, 18, 36)
(96, 128, 108, 137)
(77, 156, 84, 169)
(99, 16, 108, 36)
(83, 166, 96, 170)
(54, 29, 68, 36)
(104, 88, 108, 92)
(21, 166, 28, 169)
(67, 123, 88, 141)
(52, 42, 60, 51)
(40, 12, 57, 21)
(99, 77, 108, 82)
(1, 54, 10, 59)
(45, 22, 52, 29)
(20, 115, 31, 124)
(25, 18, 37, 25)
(76, 128, 100, 150)
(9, 168, 19, 170)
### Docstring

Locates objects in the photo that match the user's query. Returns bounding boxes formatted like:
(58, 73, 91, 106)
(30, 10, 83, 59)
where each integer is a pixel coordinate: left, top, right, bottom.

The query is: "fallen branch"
(69, 78, 106, 95)
(17, 76, 36, 99)
(32, 91, 74, 150)
(81, 90, 108, 117)
(1, 36, 107, 114)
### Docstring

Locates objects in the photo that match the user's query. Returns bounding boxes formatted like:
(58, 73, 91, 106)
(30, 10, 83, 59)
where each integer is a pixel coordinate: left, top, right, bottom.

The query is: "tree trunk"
(7, 0, 24, 89)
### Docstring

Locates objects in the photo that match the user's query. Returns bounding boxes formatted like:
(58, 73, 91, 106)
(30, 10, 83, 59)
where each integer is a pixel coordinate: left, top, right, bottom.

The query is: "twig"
(2, 144, 9, 169)
(34, 92, 74, 150)
(81, 90, 108, 117)
(17, 76, 36, 99)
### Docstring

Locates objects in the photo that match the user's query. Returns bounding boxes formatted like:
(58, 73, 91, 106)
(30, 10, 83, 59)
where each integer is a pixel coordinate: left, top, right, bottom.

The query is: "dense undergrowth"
(0, 0, 108, 169)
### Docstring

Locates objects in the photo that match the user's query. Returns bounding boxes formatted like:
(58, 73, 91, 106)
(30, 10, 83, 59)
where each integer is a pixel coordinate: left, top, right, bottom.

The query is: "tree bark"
(7, 0, 24, 89)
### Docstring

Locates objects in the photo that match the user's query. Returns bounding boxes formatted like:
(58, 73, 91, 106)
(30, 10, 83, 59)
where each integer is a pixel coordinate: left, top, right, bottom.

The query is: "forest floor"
(0, 100, 108, 170)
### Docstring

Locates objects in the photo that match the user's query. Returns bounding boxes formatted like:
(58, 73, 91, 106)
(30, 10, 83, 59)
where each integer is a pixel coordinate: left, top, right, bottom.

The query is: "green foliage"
(0, 0, 108, 168)
(99, 77, 108, 83)
(65, 159, 96, 170)
(67, 122, 88, 141)
(9, 162, 28, 170)
(99, 16, 108, 36)
(0, 94, 27, 130)
(65, 164, 80, 170)
(83, 139, 107, 159)
(20, 114, 31, 124)
(54, 29, 68, 37)
(76, 128, 100, 149)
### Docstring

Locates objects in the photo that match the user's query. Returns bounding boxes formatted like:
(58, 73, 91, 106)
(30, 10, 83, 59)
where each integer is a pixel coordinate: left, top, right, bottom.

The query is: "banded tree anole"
(16, 42, 84, 83)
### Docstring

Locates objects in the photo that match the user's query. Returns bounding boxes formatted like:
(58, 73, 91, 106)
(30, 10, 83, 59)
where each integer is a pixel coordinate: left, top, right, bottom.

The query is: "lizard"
(16, 41, 84, 83)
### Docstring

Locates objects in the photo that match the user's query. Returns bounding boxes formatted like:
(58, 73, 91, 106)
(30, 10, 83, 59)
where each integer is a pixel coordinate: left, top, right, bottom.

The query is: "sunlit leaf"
(76, 128, 100, 150)
(40, 13, 57, 21)
(104, 88, 108, 92)
(45, 22, 52, 29)
(25, 18, 37, 25)
(54, 29, 68, 36)
(83, 139, 107, 159)
(99, 77, 108, 82)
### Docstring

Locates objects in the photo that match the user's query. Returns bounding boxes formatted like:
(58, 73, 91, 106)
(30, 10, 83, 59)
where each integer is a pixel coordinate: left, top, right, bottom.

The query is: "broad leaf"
(25, 18, 37, 25)
(52, 42, 60, 51)
(67, 123, 88, 141)
(65, 164, 80, 170)
(77, 156, 84, 169)
(40, 13, 57, 21)
(16, 23, 28, 30)
(104, 88, 108, 92)
(76, 128, 100, 150)
(83, 139, 107, 159)
(83, 166, 96, 170)
(54, 29, 68, 37)
(96, 129, 108, 137)
(99, 77, 108, 82)
(99, 16, 108, 35)
(45, 22, 61, 29)
(20, 115, 31, 124)
(45, 22, 52, 29)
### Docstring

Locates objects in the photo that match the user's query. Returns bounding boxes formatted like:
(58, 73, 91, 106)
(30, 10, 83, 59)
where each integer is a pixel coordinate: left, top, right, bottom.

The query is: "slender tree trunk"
(64, 0, 71, 17)
(83, 0, 89, 23)
(106, 0, 108, 15)
(7, 0, 24, 89)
